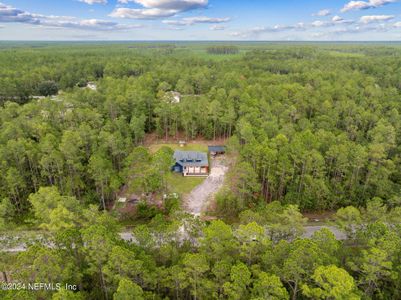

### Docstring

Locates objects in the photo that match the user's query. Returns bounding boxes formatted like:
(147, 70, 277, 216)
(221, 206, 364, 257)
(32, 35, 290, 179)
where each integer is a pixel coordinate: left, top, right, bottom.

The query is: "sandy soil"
(183, 156, 228, 216)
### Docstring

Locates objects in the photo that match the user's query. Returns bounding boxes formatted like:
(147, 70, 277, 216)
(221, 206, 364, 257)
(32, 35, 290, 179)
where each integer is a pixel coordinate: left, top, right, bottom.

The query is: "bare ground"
(143, 132, 227, 147)
(183, 156, 228, 216)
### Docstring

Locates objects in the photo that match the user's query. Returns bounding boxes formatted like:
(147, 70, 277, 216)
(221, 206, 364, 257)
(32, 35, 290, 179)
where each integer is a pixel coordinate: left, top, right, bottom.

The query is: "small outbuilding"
(208, 145, 226, 156)
(173, 151, 209, 177)
(86, 82, 97, 91)
(164, 91, 181, 104)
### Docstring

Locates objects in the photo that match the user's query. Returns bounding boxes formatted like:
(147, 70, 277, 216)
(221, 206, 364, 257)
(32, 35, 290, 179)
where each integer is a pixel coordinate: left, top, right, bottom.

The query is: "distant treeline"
(207, 45, 239, 55)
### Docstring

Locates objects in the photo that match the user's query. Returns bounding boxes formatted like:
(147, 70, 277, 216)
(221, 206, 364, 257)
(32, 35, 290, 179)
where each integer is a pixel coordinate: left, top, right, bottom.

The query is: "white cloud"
(0, 2, 40, 24)
(360, 15, 394, 23)
(311, 32, 326, 38)
(210, 24, 225, 30)
(161, 26, 184, 30)
(313, 9, 331, 16)
(295, 22, 306, 29)
(110, 8, 178, 19)
(331, 23, 391, 34)
(394, 21, 401, 27)
(332, 15, 355, 24)
(311, 19, 353, 27)
(230, 17, 359, 39)
(229, 31, 242, 37)
(341, 0, 397, 12)
(112, 0, 208, 19)
(163, 16, 230, 26)
(0, 2, 142, 31)
(311, 20, 328, 27)
(79, 0, 107, 4)
(229, 23, 307, 38)
(229, 28, 268, 38)
(311, 16, 355, 27)
(42, 19, 143, 31)
(124, 0, 207, 10)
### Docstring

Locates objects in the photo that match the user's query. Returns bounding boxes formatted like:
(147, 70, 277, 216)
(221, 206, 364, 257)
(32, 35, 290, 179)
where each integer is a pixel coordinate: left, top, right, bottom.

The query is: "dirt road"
(183, 156, 228, 216)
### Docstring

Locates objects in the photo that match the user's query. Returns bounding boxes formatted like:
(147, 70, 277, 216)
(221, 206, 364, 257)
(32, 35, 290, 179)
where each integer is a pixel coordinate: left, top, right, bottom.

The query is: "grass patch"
(167, 173, 205, 195)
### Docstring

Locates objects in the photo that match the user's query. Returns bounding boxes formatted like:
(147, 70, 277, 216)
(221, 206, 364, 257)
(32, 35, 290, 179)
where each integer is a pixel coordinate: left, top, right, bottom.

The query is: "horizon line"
(1, 40, 401, 43)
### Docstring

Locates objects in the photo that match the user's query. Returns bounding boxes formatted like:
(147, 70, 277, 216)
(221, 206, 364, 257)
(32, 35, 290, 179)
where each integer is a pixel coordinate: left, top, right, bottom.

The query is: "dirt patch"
(144, 133, 227, 147)
(113, 185, 161, 217)
(183, 156, 228, 216)
(303, 211, 337, 223)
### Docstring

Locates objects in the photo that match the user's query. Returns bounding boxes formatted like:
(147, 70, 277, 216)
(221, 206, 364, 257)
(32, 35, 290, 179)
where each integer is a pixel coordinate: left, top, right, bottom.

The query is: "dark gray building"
(173, 151, 209, 176)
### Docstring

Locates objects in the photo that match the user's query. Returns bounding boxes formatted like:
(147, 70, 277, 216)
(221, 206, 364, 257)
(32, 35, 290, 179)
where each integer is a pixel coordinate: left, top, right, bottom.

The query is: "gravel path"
(183, 157, 228, 216)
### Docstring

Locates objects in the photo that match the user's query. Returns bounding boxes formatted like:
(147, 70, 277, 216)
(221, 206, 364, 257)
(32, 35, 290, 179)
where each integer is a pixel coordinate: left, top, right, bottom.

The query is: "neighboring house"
(164, 91, 181, 104)
(173, 151, 209, 177)
(86, 82, 97, 91)
(208, 145, 226, 156)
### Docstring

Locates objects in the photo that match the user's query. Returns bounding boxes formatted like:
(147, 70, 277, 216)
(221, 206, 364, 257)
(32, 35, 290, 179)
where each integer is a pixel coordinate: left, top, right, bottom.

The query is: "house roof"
(174, 151, 208, 167)
(208, 145, 226, 153)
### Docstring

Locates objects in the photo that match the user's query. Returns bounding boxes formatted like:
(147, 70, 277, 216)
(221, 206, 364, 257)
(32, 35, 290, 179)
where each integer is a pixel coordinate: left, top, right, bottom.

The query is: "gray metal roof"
(174, 151, 208, 167)
(208, 145, 226, 153)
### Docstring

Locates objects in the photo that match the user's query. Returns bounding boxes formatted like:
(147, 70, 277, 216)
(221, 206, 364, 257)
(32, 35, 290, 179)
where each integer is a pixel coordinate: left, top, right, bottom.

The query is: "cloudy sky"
(1, 0, 401, 40)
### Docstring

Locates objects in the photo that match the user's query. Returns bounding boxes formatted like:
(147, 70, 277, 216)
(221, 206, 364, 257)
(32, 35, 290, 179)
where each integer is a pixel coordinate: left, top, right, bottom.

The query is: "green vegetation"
(2, 42, 401, 299)
(2, 199, 401, 299)
(167, 173, 205, 195)
(207, 46, 240, 55)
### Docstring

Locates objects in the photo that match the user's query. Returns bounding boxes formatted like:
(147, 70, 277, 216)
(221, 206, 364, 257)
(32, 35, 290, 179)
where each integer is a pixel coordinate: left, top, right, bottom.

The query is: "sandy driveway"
(183, 156, 228, 216)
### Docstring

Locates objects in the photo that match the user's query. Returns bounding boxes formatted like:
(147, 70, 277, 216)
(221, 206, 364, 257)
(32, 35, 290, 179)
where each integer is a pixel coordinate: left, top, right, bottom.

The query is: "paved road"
(303, 225, 346, 240)
(1, 225, 347, 253)
(120, 226, 347, 242)
(183, 156, 228, 216)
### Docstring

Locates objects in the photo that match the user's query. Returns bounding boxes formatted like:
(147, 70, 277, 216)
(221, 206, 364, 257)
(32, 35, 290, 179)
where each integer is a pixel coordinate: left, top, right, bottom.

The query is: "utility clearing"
(183, 156, 228, 216)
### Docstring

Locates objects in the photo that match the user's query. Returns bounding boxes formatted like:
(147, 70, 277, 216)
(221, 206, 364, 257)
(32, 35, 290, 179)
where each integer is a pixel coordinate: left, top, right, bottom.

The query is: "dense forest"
(1, 42, 401, 299)
(206, 46, 239, 55)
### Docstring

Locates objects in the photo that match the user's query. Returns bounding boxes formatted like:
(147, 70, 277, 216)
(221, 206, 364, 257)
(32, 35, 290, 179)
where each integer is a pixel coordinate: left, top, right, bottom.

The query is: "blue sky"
(1, 0, 401, 40)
